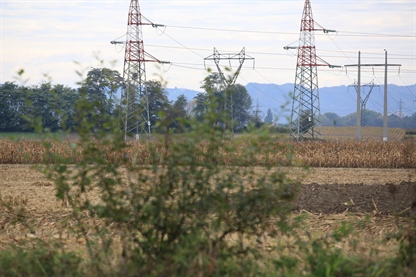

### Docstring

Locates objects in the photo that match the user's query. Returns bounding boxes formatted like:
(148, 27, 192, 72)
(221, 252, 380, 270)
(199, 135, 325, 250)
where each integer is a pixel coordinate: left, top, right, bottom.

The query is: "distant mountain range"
(166, 83, 416, 123)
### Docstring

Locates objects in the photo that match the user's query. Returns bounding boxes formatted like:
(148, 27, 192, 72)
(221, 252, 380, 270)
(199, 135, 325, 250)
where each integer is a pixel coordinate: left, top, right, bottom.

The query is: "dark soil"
(295, 182, 416, 215)
(1, 165, 416, 216)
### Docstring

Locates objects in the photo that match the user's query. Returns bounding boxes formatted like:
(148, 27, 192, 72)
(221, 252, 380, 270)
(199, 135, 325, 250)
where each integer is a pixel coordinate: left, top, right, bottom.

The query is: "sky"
(1, 0, 415, 95)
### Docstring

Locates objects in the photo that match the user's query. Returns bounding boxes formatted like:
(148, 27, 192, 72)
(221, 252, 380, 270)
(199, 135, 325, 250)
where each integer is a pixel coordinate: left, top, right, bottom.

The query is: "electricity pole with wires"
(345, 50, 401, 141)
(284, 0, 339, 141)
(111, 0, 168, 140)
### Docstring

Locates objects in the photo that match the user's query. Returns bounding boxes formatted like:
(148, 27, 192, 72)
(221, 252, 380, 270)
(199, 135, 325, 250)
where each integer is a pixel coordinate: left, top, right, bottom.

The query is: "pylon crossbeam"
(205, 47, 253, 89)
(204, 47, 255, 132)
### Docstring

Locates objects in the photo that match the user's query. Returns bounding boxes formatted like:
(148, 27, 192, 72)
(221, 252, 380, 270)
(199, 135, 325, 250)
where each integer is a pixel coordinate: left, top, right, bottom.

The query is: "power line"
(159, 31, 205, 58)
(146, 26, 416, 63)
(170, 63, 205, 71)
(112, 20, 416, 97)
(397, 75, 416, 98)
(165, 24, 298, 36)
(238, 74, 287, 105)
(168, 61, 416, 78)
(145, 43, 416, 60)
(164, 24, 416, 39)
(337, 30, 416, 38)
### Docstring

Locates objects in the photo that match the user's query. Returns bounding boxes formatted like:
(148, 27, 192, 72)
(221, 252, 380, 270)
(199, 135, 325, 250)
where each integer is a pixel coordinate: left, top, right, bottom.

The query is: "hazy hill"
(166, 83, 416, 123)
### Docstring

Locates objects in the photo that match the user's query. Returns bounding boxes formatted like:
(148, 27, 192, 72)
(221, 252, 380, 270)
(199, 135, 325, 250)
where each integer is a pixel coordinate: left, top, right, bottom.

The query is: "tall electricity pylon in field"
(349, 80, 379, 126)
(204, 47, 254, 132)
(111, 0, 166, 140)
(284, 0, 338, 141)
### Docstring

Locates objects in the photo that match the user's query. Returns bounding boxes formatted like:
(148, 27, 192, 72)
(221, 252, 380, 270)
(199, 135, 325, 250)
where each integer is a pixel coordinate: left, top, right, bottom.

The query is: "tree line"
(6, 67, 412, 134)
(0, 68, 266, 133)
(321, 110, 416, 129)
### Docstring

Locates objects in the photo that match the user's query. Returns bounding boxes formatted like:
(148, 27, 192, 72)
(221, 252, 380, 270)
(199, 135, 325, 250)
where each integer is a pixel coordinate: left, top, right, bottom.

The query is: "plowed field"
(1, 165, 415, 215)
(1, 164, 415, 256)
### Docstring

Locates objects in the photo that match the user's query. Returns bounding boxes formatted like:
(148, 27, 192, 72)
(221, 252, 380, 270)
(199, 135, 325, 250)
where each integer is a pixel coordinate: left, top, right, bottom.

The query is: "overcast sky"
(1, 0, 415, 93)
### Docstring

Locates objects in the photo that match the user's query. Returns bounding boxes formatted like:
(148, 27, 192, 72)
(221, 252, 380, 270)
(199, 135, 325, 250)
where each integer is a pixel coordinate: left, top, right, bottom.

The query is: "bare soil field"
(1, 164, 415, 259)
(1, 165, 415, 215)
(296, 167, 416, 215)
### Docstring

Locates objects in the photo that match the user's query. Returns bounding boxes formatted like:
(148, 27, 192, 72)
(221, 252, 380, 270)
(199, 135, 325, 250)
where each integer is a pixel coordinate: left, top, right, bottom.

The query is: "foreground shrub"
(0, 241, 82, 277)
(35, 81, 299, 276)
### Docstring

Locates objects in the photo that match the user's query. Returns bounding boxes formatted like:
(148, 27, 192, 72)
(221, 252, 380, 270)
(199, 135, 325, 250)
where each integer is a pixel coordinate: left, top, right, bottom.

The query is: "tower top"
(300, 0, 336, 33)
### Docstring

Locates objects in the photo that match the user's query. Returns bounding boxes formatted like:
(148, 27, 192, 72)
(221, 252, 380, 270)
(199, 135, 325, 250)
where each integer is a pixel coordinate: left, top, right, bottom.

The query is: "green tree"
(51, 84, 80, 131)
(388, 113, 402, 128)
(228, 84, 252, 131)
(363, 109, 382, 127)
(336, 110, 383, 127)
(401, 113, 416, 129)
(0, 82, 26, 131)
(169, 94, 189, 132)
(320, 112, 339, 127)
(265, 108, 274, 124)
(77, 68, 123, 132)
(192, 92, 209, 122)
(325, 112, 338, 121)
(27, 83, 61, 131)
(0, 82, 80, 132)
(337, 112, 356, 127)
(143, 80, 170, 131)
(81, 68, 123, 116)
(196, 73, 253, 132)
(200, 72, 224, 93)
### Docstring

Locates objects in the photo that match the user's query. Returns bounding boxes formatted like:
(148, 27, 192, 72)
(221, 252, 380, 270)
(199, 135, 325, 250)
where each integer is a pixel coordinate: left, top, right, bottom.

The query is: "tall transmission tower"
(397, 98, 404, 118)
(204, 47, 254, 131)
(111, 0, 167, 140)
(284, 0, 338, 141)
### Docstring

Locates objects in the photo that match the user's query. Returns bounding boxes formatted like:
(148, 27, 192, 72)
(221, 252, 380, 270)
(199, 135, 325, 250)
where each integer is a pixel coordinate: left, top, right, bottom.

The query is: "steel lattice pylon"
(349, 80, 379, 126)
(204, 48, 254, 131)
(285, 0, 336, 141)
(204, 48, 252, 89)
(116, 0, 162, 140)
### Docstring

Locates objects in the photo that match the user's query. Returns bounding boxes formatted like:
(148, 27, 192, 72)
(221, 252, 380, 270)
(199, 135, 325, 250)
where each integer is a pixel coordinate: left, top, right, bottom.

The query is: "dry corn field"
(1, 137, 415, 168)
(320, 126, 407, 141)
